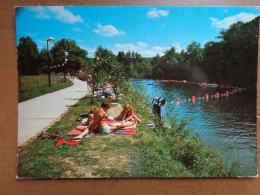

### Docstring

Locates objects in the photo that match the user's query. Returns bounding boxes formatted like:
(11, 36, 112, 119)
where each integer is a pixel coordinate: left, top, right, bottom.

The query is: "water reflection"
(133, 80, 257, 176)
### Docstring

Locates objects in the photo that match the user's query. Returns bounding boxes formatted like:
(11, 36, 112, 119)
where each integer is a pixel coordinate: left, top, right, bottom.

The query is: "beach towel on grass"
(106, 119, 136, 135)
(67, 124, 88, 136)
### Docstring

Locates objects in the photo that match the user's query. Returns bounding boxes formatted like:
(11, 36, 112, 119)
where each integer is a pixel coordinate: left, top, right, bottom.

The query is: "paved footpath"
(18, 78, 88, 146)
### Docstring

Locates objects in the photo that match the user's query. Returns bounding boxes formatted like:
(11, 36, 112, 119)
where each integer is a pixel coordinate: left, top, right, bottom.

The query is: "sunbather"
(116, 104, 141, 123)
(74, 101, 136, 139)
(85, 74, 92, 91)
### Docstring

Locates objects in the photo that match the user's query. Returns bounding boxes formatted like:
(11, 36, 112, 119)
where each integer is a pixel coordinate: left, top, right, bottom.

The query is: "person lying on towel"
(116, 104, 141, 123)
(74, 101, 136, 139)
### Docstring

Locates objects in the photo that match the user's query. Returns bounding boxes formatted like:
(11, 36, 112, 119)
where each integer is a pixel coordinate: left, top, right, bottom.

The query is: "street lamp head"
(47, 37, 55, 43)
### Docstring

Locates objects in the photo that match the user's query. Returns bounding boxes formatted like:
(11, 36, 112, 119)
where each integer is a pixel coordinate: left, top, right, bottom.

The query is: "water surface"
(133, 80, 257, 176)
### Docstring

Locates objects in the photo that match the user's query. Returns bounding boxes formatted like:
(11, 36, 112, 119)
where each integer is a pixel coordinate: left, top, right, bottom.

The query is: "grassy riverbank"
(17, 83, 241, 178)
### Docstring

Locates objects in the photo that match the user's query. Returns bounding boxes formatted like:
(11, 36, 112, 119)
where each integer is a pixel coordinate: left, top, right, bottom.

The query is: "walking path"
(18, 78, 88, 146)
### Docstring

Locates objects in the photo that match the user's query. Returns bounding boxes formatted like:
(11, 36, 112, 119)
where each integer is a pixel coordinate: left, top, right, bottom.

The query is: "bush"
(78, 72, 87, 81)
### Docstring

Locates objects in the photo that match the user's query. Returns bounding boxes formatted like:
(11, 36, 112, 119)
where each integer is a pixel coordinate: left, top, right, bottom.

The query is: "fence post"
(37, 76, 40, 88)
(18, 74, 22, 91)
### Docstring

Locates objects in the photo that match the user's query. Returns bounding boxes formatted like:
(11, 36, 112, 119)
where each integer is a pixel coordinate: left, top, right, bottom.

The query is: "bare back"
(89, 108, 106, 133)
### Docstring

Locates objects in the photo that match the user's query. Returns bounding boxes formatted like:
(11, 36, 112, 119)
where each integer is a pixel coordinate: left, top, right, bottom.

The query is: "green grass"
(17, 83, 242, 179)
(18, 75, 73, 102)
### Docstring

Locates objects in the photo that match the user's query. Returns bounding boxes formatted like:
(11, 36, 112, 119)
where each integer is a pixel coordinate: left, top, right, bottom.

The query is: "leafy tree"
(17, 36, 39, 75)
(50, 39, 87, 73)
(89, 46, 114, 103)
(162, 47, 178, 64)
(107, 61, 125, 100)
(202, 16, 259, 88)
(176, 49, 186, 64)
(116, 51, 143, 78)
(37, 48, 52, 74)
(185, 41, 203, 66)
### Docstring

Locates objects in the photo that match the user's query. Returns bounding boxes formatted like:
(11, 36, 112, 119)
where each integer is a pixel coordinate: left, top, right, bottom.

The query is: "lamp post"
(64, 51, 68, 82)
(47, 37, 55, 87)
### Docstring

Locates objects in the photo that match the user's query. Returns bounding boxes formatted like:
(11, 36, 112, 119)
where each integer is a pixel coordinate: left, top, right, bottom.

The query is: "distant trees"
(201, 17, 259, 88)
(17, 37, 88, 75)
(17, 36, 39, 75)
(116, 51, 151, 78)
(149, 16, 259, 88)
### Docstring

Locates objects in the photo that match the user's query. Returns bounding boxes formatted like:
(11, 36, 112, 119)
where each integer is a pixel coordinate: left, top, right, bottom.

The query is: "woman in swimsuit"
(116, 104, 141, 123)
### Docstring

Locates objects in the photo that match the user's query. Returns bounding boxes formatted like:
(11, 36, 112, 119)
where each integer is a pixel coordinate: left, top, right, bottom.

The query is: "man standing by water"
(85, 74, 92, 92)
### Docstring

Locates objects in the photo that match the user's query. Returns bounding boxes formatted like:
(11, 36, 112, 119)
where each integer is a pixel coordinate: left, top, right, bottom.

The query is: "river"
(132, 80, 257, 177)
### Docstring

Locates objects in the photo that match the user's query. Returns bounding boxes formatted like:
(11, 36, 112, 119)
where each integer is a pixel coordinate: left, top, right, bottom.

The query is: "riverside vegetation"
(17, 83, 241, 178)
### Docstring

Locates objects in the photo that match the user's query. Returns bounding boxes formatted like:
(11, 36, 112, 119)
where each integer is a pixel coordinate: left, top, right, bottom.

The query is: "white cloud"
(29, 7, 50, 19)
(79, 42, 184, 58)
(210, 12, 258, 29)
(113, 42, 168, 57)
(79, 46, 96, 57)
(29, 6, 83, 23)
(93, 23, 125, 37)
(137, 41, 147, 48)
(48, 6, 83, 23)
(147, 8, 169, 18)
(158, 10, 169, 16)
(173, 42, 182, 53)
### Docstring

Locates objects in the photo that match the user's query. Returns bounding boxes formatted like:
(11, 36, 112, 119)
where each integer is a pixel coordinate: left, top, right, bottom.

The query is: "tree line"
(17, 16, 259, 90)
(149, 16, 259, 89)
(17, 38, 88, 75)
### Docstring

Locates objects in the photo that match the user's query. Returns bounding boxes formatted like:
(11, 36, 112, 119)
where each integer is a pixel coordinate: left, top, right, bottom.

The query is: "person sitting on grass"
(74, 101, 136, 140)
(85, 108, 95, 126)
(116, 104, 141, 123)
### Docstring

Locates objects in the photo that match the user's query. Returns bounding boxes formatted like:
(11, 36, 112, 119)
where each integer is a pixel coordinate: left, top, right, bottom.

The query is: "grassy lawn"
(17, 84, 242, 179)
(18, 75, 73, 102)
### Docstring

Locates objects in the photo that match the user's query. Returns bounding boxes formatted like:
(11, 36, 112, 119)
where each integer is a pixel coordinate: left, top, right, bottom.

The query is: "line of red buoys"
(140, 78, 246, 105)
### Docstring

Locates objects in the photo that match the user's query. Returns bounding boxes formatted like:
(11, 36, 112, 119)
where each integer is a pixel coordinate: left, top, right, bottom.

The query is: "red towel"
(67, 124, 88, 136)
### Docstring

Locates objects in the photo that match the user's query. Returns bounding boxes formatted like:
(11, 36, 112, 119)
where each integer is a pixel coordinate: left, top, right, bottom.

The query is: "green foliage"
(148, 16, 258, 88)
(77, 71, 87, 81)
(50, 39, 88, 72)
(116, 51, 152, 78)
(185, 41, 204, 66)
(17, 36, 39, 75)
(202, 17, 259, 88)
(37, 48, 50, 74)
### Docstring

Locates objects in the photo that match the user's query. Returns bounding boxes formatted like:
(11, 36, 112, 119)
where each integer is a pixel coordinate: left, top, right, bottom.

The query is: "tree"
(202, 16, 259, 88)
(17, 36, 39, 75)
(37, 48, 52, 74)
(50, 39, 87, 73)
(107, 61, 125, 100)
(162, 47, 177, 64)
(90, 46, 114, 103)
(185, 41, 203, 66)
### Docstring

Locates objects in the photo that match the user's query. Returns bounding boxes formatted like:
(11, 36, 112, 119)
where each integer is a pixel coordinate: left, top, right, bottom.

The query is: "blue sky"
(15, 6, 260, 57)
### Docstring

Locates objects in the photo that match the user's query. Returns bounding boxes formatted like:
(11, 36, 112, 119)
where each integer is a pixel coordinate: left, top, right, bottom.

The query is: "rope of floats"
(143, 79, 246, 105)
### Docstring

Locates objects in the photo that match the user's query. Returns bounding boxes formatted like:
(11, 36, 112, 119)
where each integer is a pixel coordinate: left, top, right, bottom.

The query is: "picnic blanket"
(106, 119, 136, 135)
(67, 120, 137, 136)
(67, 124, 88, 136)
